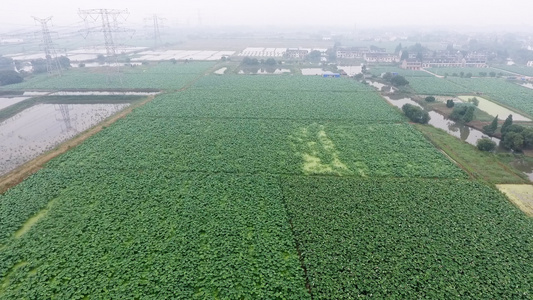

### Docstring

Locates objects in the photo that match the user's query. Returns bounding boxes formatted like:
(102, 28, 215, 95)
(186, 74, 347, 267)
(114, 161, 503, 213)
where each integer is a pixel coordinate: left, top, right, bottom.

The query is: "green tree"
(489, 71, 496, 77)
(390, 75, 409, 87)
(477, 138, 496, 152)
(446, 99, 455, 108)
(57, 56, 71, 68)
(0, 70, 23, 85)
(425, 96, 436, 102)
(400, 50, 409, 60)
(501, 114, 513, 134)
(483, 115, 498, 135)
(465, 72, 472, 78)
(463, 106, 475, 122)
(402, 104, 430, 124)
(501, 132, 524, 151)
(0, 56, 14, 71)
(468, 97, 479, 106)
(265, 58, 277, 65)
(307, 50, 321, 62)
(31, 59, 48, 74)
(394, 43, 402, 54)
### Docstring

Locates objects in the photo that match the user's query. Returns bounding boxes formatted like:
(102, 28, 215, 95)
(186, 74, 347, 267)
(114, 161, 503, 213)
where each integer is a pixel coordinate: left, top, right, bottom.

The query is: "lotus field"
(2, 65, 533, 298)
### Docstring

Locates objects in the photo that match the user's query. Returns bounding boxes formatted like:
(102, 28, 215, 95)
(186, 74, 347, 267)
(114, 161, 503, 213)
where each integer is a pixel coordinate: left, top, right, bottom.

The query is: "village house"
(527, 61, 533, 67)
(285, 48, 310, 59)
(400, 59, 422, 70)
(364, 53, 399, 63)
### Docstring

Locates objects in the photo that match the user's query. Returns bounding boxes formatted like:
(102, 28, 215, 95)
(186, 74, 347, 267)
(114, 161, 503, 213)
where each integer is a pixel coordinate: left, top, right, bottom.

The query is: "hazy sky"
(1, 0, 533, 32)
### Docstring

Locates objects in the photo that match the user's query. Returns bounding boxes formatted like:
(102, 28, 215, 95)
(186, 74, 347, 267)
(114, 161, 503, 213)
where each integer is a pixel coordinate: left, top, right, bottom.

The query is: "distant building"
(400, 59, 422, 70)
(364, 53, 399, 63)
(336, 47, 385, 59)
(527, 61, 533, 67)
(285, 48, 310, 59)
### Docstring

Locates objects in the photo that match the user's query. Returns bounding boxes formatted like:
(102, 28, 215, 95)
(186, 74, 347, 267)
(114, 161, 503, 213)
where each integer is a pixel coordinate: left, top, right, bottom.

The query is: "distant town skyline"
(2, 0, 533, 33)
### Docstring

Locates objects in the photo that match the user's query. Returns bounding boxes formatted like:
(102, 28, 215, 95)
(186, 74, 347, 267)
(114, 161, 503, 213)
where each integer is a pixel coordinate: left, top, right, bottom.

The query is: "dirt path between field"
(0, 95, 155, 194)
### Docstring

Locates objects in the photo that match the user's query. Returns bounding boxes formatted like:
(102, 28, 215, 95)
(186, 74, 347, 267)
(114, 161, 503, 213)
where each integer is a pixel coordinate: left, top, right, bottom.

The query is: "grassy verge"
(414, 124, 529, 184)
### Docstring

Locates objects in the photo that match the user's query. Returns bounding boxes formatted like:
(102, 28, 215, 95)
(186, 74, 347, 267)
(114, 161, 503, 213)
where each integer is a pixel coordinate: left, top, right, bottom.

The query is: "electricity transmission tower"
(145, 15, 164, 47)
(32, 16, 62, 75)
(78, 9, 132, 83)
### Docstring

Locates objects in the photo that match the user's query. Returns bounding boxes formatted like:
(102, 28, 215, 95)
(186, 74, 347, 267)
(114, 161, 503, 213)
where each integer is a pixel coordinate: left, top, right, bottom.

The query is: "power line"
(32, 16, 62, 76)
(78, 9, 134, 84)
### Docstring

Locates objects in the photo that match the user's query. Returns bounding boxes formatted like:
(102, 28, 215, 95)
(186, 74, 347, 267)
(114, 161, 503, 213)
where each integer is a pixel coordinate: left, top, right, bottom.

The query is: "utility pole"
(78, 9, 132, 84)
(32, 16, 62, 75)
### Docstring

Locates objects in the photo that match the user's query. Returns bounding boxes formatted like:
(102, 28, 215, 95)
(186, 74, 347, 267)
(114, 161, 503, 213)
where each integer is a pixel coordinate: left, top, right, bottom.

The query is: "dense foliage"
(284, 176, 533, 299)
(0, 62, 215, 90)
(2, 71, 532, 298)
(402, 103, 430, 124)
(477, 137, 497, 151)
(406, 77, 469, 95)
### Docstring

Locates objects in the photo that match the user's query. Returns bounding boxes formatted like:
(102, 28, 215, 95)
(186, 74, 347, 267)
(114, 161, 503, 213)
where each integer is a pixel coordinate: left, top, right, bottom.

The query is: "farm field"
(426, 67, 512, 76)
(2, 67, 533, 298)
(284, 176, 533, 299)
(368, 66, 433, 77)
(447, 77, 533, 117)
(405, 77, 469, 95)
(493, 65, 533, 77)
(0, 62, 215, 90)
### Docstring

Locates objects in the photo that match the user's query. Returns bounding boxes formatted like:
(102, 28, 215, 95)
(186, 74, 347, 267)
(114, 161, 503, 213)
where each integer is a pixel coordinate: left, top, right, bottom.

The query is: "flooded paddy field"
(0, 102, 129, 176)
(458, 96, 531, 121)
(0, 97, 30, 110)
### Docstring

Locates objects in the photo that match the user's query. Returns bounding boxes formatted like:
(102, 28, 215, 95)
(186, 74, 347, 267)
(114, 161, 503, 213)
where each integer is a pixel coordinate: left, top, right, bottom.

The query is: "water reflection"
(0, 103, 129, 175)
(510, 159, 533, 181)
(383, 96, 501, 147)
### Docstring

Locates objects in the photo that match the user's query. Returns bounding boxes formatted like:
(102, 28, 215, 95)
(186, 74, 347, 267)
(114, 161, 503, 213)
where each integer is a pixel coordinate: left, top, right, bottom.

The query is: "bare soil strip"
(496, 184, 533, 217)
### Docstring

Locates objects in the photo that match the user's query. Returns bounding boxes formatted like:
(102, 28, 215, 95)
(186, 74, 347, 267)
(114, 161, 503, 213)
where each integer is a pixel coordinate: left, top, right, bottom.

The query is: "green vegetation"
(450, 104, 476, 123)
(406, 77, 468, 95)
(0, 62, 215, 90)
(424, 95, 435, 102)
(284, 176, 533, 299)
(1, 65, 533, 298)
(414, 124, 528, 183)
(483, 115, 499, 135)
(369, 66, 432, 77)
(477, 137, 497, 151)
(0, 70, 23, 86)
(402, 104, 430, 124)
(447, 77, 533, 117)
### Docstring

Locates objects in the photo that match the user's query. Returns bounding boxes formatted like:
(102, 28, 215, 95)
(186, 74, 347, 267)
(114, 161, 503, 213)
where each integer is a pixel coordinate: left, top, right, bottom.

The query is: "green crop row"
(0, 62, 215, 90)
(406, 77, 469, 95)
(136, 89, 404, 122)
(0, 171, 309, 299)
(284, 176, 533, 299)
(191, 74, 375, 92)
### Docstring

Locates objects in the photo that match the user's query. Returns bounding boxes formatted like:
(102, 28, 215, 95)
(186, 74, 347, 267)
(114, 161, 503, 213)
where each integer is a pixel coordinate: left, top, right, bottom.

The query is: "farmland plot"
(0, 171, 309, 299)
(284, 176, 533, 299)
(0, 62, 215, 90)
(447, 77, 533, 117)
(406, 77, 469, 95)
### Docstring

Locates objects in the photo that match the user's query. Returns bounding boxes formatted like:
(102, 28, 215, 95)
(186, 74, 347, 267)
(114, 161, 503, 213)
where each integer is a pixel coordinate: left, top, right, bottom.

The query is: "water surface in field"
(509, 159, 533, 181)
(0, 103, 128, 175)
(383, 96, 501, 146)
(458, 96, 531, 121)
(0, 97, 30, 110)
